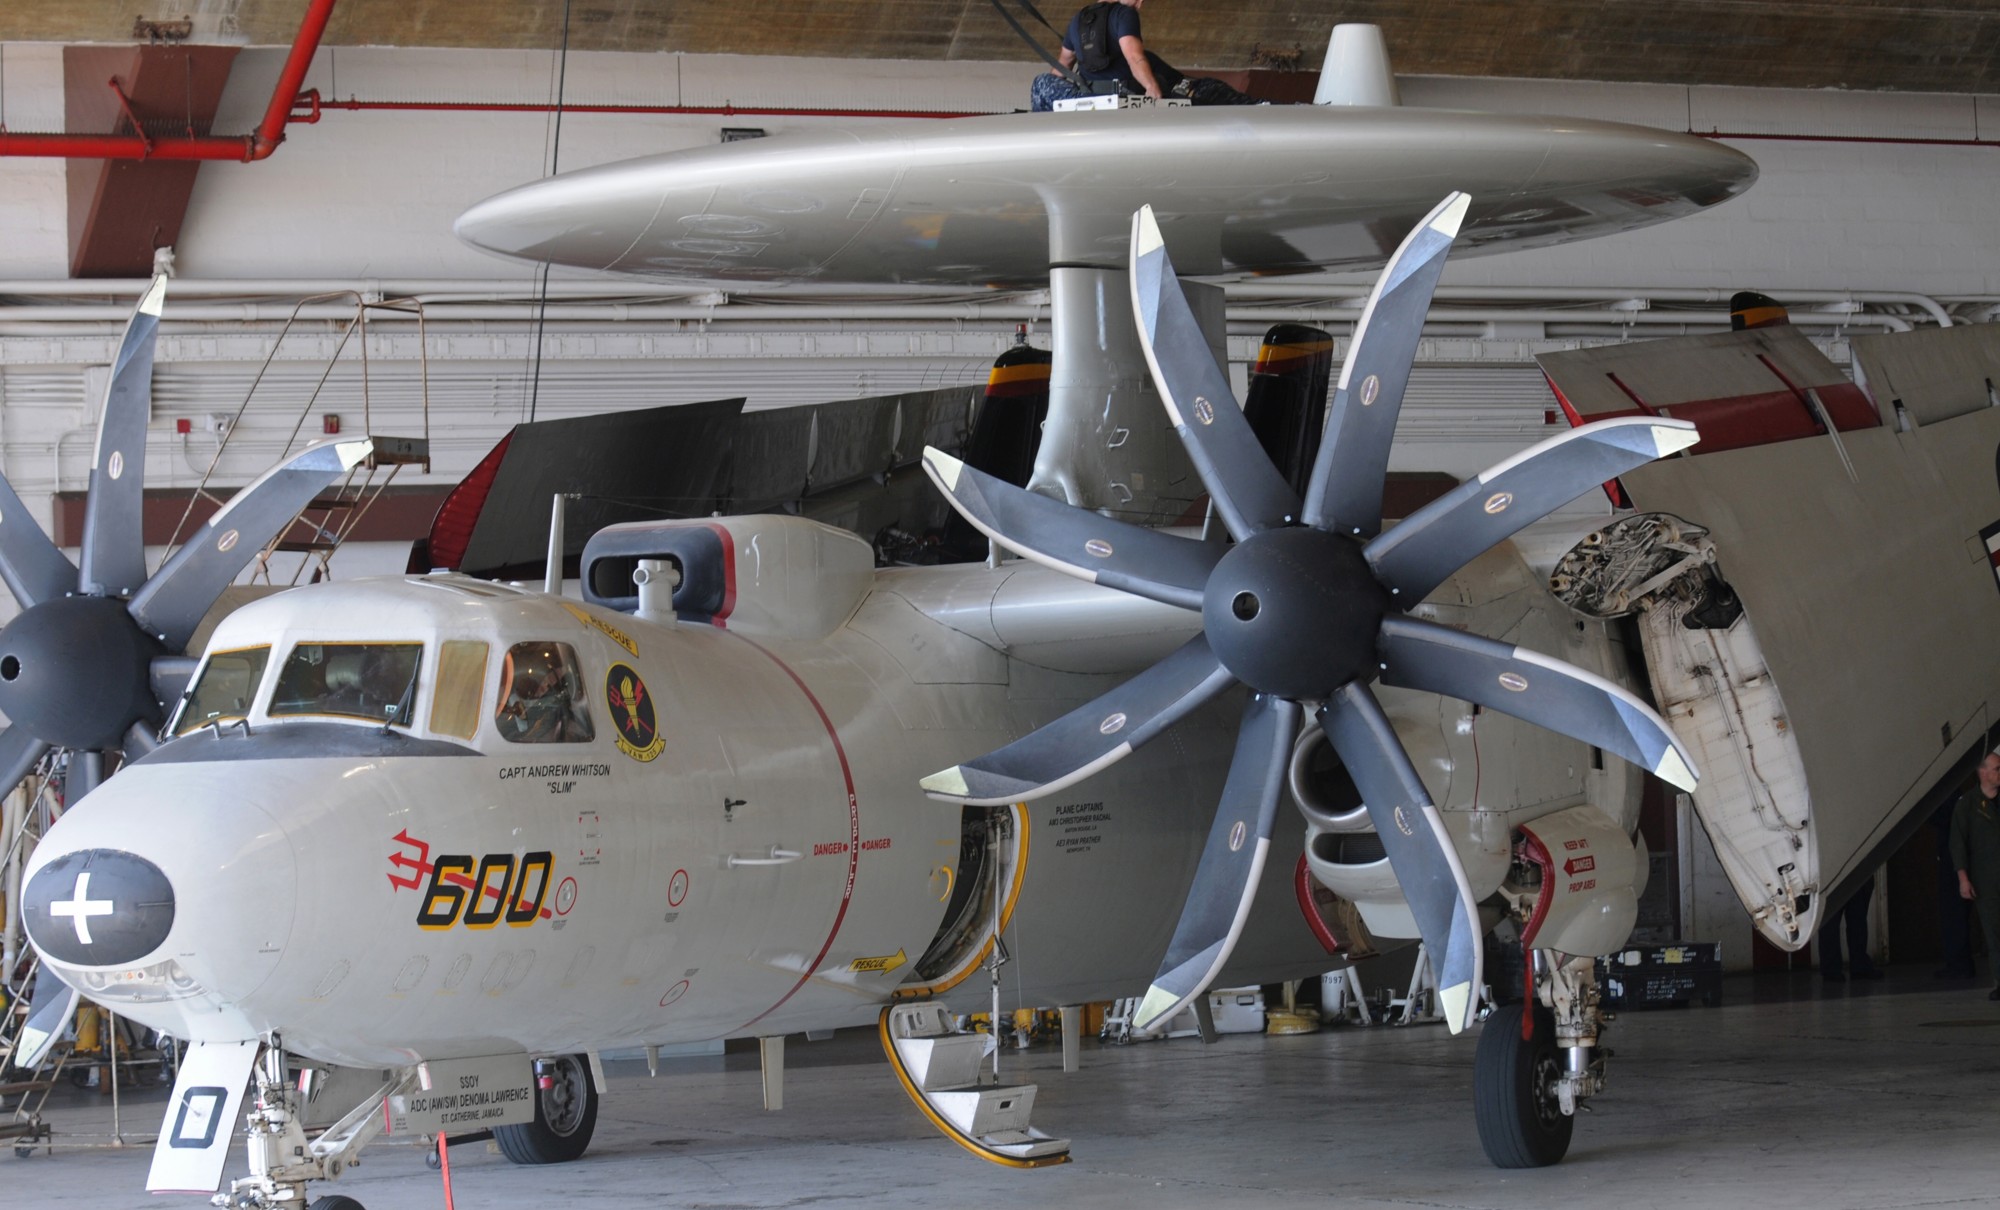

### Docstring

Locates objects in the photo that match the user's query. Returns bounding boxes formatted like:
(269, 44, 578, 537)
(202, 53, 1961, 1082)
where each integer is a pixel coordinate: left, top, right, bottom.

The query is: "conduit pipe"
(0, 0, 338, 161)
(0, 302, 1913, 331)
(0, 278, 1954, 327)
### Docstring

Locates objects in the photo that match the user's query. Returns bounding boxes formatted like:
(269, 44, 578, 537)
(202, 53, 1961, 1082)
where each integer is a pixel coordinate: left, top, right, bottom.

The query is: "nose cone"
(22, 849, 174, 968)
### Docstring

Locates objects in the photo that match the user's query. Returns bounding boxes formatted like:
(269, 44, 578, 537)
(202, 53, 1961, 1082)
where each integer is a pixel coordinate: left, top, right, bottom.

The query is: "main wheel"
(1473, 1002, 1574, 1168)
(307, 1196, 366, 1210)
(494, 1054, 597, 1165)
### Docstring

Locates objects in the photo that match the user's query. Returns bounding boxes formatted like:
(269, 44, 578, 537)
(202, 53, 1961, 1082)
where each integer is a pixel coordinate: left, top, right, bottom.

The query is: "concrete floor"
(8, 970, 2000, 1209)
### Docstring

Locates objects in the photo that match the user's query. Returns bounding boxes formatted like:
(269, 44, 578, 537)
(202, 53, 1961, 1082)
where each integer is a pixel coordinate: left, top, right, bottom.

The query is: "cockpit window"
(430, 640, 489, 740)
(495, 642, 594, 744)
(174, 646, 271, 735)
(270, 642, 424, 725)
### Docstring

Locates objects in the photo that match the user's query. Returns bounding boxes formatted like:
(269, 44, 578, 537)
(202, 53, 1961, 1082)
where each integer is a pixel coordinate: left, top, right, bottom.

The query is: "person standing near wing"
(1950, 750, 2000, 1000)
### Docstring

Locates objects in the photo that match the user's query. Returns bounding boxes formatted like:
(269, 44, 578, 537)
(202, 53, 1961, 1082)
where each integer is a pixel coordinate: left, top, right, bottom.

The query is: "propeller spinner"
(920, 195, 1700, 1036)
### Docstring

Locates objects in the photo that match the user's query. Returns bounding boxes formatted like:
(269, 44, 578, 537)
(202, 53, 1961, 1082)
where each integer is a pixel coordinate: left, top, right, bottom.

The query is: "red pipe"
(304, 96, 989, 120)
(0, 0, 338, 161)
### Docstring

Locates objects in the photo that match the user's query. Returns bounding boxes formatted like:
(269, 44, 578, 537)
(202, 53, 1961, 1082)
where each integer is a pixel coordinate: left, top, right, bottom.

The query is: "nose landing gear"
(1472, 951, 1608, 1168)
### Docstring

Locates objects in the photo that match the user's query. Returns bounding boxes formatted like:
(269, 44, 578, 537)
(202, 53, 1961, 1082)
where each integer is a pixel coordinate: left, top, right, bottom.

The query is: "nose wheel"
(1473, 1002, 1574, 1167)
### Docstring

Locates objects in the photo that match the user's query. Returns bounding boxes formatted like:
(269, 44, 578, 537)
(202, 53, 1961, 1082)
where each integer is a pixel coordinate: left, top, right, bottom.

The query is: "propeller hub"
(1202, 527, 1387, 699)
(0, 597, 164, 750)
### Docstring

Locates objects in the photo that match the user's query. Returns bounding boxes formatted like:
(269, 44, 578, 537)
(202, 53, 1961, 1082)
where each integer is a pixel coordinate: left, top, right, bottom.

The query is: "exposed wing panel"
(1620, 401, 2000, 935)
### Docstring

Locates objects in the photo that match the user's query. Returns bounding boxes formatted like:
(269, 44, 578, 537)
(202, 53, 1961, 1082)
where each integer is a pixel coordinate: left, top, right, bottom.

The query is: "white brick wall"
(2, 42, 1994, 295)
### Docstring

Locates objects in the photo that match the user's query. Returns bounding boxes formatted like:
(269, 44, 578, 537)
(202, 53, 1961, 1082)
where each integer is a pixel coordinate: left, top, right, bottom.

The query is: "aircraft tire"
(1473, 1002, 1573, 1168)
(306, 1197, 366, 1210)
(494, 1054, 597, 1165)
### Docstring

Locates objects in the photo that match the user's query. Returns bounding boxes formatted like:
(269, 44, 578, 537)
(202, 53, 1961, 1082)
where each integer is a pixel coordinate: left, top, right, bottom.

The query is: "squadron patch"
(605, 662, 665, 762)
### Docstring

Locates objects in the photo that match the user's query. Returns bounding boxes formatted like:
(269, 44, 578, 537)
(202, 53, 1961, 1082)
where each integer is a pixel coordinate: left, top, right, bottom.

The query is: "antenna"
(1315, 24, 1400, 108)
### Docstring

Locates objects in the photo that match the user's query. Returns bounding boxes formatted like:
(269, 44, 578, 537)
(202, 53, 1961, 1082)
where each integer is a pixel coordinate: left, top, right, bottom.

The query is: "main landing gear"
(1472, 952, 1607, 1168)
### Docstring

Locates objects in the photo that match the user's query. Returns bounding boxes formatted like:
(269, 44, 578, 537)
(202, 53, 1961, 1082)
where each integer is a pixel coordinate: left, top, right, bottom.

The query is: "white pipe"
(0, 277, 1959, 327)
(1227, 284, 1956, 328)
(0, 303, 1912, 329)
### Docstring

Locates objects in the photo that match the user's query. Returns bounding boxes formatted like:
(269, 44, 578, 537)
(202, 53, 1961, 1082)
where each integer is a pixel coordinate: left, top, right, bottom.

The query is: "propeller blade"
(1130, 206, 1300, 540)
(920, 447, 1222, 610)
(1365, 417, 1700, 603)
(15, 963, 80, 1069)
(127, 438, 374, 651)
(1301, 193, 1471, 539)
(0, 466, 77, 610)
(65, 750, 104, 804)
(921, 634, 1234, 806)
(1376, 615, 1699, 791)
(0, 725, 50, 799)
(77, 274, 167, 598)
(1318, 682, 1483, 1033)
(1132, 693, 1300, 1032)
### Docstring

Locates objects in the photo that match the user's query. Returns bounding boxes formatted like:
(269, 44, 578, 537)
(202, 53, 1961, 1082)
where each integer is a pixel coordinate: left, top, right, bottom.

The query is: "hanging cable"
(525, 0, 573, 425)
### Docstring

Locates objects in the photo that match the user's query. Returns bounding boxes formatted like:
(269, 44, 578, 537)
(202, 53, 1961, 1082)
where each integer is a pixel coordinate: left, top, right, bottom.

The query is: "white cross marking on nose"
(49, 871, 114, 945)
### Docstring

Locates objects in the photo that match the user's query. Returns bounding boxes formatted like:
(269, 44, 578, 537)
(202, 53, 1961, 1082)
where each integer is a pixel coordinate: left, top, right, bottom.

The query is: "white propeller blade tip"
(1654, 746, 1699, 792)
(1133, 205, 1165, 257)
(137, 274, 168, 317)
(1651, 422, 1702, 456)
(919, 766, 970, 799)
(1131, 985, 1184, 1033)
(920, 446, 964, 491)
(1440, 981, 1472, 1035)
(1433, 192, 1472, 240)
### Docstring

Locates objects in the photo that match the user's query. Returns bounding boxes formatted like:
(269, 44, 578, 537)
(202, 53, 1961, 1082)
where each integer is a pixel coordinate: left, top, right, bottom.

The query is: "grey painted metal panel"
(1851, 326, 2000, 429)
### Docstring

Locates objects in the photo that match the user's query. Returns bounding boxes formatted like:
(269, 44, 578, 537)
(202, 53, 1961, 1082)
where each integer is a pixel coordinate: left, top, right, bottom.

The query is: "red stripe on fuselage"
(716, 633, 861, 1036)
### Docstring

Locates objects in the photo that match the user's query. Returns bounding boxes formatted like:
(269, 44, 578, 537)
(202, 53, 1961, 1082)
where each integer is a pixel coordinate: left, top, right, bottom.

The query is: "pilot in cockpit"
(497, 645, 592, 743)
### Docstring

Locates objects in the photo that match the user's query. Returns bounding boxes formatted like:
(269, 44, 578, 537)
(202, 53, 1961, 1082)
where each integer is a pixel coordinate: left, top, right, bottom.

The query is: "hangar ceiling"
(1, 0, 1996, 96)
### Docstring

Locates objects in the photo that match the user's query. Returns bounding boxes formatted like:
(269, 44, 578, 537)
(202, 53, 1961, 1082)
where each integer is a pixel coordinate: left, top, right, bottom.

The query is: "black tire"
(307, 1196, 365, 1210)
(494, 1054, 597, 1165)
(1474, 1002, 1575, 1168)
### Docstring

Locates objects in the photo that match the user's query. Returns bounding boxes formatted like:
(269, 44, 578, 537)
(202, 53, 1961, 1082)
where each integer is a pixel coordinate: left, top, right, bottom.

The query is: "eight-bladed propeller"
(921, 195, 1701, 1036)
(0, 276, 375, 809)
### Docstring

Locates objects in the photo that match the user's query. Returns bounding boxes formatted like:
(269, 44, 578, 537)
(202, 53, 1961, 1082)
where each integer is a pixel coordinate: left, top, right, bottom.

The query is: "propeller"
(921, 195, 1701, 1036)
(0, 275, 374, 805)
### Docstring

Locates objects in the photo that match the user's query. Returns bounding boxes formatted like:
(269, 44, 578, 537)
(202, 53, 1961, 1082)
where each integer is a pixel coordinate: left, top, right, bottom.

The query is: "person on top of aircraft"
(1029, 0, 1254, 111)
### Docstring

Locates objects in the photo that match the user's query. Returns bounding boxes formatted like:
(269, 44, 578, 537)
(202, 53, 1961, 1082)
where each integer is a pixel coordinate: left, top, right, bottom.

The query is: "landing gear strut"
(213, 1039, 411, 1210)
(1473, 952, 1607, 1168)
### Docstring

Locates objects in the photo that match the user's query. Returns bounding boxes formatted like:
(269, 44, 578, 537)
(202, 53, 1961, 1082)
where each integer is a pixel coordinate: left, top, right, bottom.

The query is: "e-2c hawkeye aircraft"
(17, 31, 1795, 1207)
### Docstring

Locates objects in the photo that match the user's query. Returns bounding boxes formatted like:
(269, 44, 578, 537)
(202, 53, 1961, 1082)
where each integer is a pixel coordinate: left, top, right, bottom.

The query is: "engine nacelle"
(1513, 803, 1641, 956)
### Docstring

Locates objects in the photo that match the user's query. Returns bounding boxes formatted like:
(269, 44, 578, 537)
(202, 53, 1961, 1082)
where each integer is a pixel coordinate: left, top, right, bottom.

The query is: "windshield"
(269, 642, 424, 725)
(174, 646, 271, 735)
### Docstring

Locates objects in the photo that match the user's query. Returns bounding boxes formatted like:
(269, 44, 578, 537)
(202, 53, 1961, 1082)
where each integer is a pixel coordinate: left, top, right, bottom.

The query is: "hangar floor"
(9, 970, 1997, 1209)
